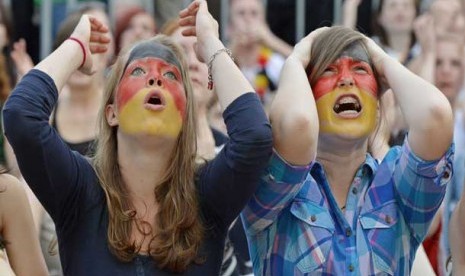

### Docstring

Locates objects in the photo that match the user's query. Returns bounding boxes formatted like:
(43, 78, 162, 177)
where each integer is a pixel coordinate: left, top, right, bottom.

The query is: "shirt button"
(345, 228, 352, 237)
(352, 187, 358, 194)
(385, 215, 392, 224)
(348, 264, 354, 272)
(310, 215, 317, 222)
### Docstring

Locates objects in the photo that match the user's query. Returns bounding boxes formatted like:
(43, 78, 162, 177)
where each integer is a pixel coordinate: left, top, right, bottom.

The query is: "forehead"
(335, 43, 370, 64)
(124, 41, 181, 71)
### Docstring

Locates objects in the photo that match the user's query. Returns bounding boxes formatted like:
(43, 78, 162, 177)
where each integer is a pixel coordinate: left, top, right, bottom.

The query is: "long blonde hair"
(92, 35, 203, 273)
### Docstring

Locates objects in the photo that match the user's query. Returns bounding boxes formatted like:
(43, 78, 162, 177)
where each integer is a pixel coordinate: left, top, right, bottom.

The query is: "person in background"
(227, 0, 291, 107)
(115, 6, 157, 56)
(0, 170, 47, 276)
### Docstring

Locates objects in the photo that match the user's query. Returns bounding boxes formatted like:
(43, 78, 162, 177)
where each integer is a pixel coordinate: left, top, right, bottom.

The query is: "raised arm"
(449, 189, 465, 274)
(409, 14, 436, 82)
(179, 0, 273, 227)
(342, 0, 362, 30)
(180, 0, 254, 108)
(2, 16, 110, 223)
(35, 15, 109, 90)
(270, 28, 325, 165)
(0, 174, 47, 276)
(366, 36, 454, 160)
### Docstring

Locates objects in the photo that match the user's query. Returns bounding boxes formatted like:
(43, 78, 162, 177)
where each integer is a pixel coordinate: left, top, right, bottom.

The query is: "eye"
(321, 66, 337, 76)
(353, 65, 368, 74)
(131, 67, 145, 76)
(163, 71, 177, 80)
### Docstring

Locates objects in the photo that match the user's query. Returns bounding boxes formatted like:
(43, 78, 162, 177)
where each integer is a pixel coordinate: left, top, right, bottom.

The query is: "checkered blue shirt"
(242, 139, 454, 275)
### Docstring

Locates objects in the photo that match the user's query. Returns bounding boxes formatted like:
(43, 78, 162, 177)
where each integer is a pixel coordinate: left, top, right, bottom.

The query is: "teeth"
(337, 96, 358, 105)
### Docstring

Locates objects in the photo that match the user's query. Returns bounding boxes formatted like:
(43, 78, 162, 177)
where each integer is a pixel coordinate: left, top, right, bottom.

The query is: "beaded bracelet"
(68, 37, 86, 69)
(207, 48, 233, 90)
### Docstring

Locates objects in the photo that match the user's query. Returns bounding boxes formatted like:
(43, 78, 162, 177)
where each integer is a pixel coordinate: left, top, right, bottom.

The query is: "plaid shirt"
(242, 140, 454, 275)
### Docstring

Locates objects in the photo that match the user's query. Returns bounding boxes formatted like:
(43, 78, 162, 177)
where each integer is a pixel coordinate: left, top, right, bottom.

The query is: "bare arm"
(269, 28, 327, 165)
(366, 37, 454, 160)
(34, 15, 110, 92)
(179, 0, 255, 109)
(0, 174, 47, 276)
(409, 14, 436, 82)
(342, 0, 361, 29)
(450, 193, 465, 274)
(258, 24, 293, 57)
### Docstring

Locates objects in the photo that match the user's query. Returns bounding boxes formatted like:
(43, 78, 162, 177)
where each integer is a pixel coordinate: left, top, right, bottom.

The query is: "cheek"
(116, 78, 146, 110)
(312, 78, 338, 100)
(165, 82, 187, 117)
(354, 75, 378, 97)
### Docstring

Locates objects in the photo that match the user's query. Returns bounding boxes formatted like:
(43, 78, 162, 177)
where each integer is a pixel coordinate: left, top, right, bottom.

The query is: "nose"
(147, 77, 162, 87)
(337, 77, 354, 88)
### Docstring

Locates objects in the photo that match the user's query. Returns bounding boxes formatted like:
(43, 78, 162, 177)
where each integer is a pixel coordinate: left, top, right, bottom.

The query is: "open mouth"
(333, 94, 362, 116)
(144, 90, 166, 111)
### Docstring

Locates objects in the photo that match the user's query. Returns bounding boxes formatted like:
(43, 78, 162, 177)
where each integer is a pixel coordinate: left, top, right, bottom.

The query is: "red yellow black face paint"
(116, 57, 186, 137)
(311, 43, 378, 138)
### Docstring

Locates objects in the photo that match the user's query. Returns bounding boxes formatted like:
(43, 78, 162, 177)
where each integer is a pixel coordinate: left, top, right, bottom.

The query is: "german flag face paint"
(311, 44, 378, 138)
(116, 57, 186, 137)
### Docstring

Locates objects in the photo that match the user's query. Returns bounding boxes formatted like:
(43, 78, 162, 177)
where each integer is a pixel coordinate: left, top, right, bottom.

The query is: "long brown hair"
(92, 35, 203, 273)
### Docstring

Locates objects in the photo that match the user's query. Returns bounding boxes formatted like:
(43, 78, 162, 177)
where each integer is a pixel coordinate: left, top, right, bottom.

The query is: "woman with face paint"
(242, 25, 454, 275)
(2, 0, 272, 274)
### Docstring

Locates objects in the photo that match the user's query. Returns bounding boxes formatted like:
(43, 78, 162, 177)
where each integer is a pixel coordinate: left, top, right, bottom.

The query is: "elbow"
(272, 110, 319, 150)
(428, 97, 454, 142)
(3, 105, 20, 139)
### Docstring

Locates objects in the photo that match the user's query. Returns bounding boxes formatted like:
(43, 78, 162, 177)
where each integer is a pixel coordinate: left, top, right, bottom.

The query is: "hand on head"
(291, 27, 329, 67)
(70, 15, 111, 75)
(179, 0, 219, 63)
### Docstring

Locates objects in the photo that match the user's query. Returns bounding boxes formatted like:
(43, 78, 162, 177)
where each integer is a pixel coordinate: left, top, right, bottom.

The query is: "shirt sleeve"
(241, 150, 312, 236)
(3, 69, 97, 229)
(393, 137, 454, 243)
(197, 92, 273, 230)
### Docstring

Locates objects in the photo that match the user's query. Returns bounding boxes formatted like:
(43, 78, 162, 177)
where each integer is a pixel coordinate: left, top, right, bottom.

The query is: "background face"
(378, 0, 416, 34)
(229, 0, 264, 32)
(435, 40, 464, 104)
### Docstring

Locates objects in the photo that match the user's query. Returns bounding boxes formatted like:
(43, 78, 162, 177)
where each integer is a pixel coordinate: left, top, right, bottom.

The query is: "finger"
(89, 44, 108, 53)
(90, 33, 111, 44)
(181, 27, 197, 37)
(178, 16, 196, 27)
(179, 1, 200, 18)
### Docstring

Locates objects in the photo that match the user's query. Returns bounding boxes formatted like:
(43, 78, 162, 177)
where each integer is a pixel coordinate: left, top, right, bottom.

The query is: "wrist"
(66, 37, 86, 69)
(202, 37, 224, 61)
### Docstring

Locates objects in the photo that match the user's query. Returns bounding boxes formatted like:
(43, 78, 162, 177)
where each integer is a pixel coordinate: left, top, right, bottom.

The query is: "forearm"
(382, 56, 453, 159)
(207, 37, 255, 109)
(413, 51, 436, 83)
(270, 56, 318, 165)
(35, 39, 83, 92)
(342, 2, 359, 29)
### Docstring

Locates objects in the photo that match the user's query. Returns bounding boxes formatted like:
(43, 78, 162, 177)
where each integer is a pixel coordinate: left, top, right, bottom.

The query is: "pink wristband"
(68, 37, 86, 68)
